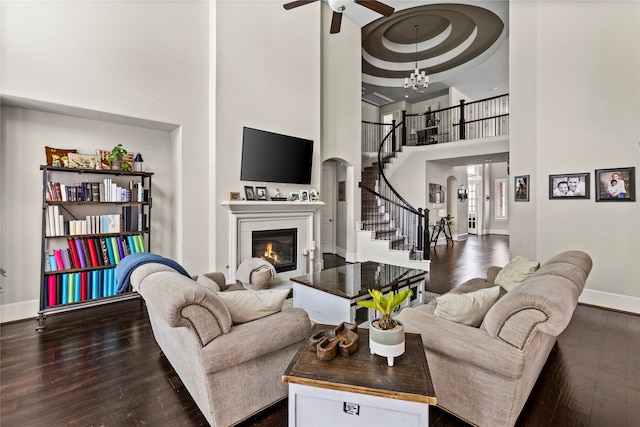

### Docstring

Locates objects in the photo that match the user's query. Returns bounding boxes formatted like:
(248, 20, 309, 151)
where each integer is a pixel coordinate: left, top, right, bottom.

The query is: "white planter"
(368, 319, 405, 366)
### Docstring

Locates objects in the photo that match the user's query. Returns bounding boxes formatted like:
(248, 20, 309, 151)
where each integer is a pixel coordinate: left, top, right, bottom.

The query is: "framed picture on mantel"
(244, 186, 255, 201)
(256, 186, 267, 201)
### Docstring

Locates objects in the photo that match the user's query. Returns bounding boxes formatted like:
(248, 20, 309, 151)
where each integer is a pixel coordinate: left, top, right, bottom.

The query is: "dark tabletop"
(290, 262, 426, 299)
(282, 324, 436, 405)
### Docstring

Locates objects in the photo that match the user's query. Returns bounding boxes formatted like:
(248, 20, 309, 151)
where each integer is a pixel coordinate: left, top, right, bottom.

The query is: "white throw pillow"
(434, 286, 501, 327)
(196, 274, 221, 292)
(494, 257, 540, 292)
(215, 288, 290, 324)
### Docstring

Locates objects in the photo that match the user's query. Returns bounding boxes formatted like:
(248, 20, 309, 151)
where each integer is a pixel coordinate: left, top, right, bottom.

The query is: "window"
(495, 179, 507, 219)
(468, 182, 477, 214)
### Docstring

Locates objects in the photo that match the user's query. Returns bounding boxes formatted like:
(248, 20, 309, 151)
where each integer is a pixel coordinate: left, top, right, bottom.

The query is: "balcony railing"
(401, 94, 509, 147)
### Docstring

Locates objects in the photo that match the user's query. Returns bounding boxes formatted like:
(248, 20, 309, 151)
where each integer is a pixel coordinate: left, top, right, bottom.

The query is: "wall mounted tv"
(240, 127, 314, 185)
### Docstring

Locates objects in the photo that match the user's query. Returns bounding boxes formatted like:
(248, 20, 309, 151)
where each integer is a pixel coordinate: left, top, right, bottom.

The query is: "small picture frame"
(67, 153, 102, 170)
(309, 189, 319, 201)
(229, 192, 240, 201)
(514, 175, 529, 202)
(549, 173, 590, 199)
(256, 186, 268, 201)
(289, 192, 300, 201)
(595, 167, 635, 202)
(299, 189, 309, 201)
(244, 186, 255, 201)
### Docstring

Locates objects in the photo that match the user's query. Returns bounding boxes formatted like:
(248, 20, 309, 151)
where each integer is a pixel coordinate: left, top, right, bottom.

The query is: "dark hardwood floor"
(1, 235, 638, 426)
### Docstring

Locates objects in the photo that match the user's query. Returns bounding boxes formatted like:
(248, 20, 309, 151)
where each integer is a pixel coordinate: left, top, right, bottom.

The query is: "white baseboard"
(580, 289, 640, 314)
(1, 299, 38, 323)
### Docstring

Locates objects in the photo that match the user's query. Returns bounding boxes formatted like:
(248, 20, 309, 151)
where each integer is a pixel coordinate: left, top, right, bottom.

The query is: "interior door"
(321, 163, 336, 253)
(468, 178, 479, 234)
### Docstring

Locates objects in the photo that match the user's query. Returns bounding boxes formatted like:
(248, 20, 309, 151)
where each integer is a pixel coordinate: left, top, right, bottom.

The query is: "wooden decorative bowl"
(308, 322, 359, 361)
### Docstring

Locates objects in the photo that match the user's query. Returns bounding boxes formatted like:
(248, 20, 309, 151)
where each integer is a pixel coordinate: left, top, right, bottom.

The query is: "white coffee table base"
(288, 383, 429, 427)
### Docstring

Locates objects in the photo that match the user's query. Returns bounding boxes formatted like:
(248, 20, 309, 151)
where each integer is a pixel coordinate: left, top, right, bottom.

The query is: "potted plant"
(445, 214, 454, 225)
(357, 288, 413, 366)
(108, 144, 130, 170)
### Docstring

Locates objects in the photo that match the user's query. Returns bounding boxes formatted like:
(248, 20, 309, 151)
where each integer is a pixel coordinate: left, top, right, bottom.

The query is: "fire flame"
(263, 242, 279, 263)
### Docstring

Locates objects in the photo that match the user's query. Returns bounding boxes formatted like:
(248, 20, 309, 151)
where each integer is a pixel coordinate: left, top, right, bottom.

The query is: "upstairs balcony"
(362, 94, 509, 154)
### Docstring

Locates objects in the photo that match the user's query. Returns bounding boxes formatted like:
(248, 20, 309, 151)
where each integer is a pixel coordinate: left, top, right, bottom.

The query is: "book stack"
(45, 234, 146, 272)
(45, 179, 147, 203)
(43, 268, 120, 307)
(45, 207, 138, 236)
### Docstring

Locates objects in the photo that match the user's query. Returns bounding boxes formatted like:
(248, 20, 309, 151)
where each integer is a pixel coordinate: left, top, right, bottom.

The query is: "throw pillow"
(196, 274, 221, 292)
(434, 286, 501, 327)
(494, 256, 540, 292)
(215, 288, 290, 324)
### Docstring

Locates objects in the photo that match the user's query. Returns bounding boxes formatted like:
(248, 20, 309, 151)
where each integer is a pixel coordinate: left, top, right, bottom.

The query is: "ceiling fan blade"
(283, 0, 319, 10)
(355, 0, 395, 17)
(330, 11, 342, 34)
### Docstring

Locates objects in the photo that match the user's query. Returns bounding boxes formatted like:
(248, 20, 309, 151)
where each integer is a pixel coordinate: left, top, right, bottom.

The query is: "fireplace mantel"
(222, 200, 325, 283)
(221, 200, 324, 214)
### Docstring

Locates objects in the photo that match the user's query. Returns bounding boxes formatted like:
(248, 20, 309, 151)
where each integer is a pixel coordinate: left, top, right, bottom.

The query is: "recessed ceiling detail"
(361, 3, 506, 105)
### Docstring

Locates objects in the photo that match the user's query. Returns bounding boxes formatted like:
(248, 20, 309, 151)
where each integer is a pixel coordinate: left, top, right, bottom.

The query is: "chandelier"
(405, 25, 429, 92)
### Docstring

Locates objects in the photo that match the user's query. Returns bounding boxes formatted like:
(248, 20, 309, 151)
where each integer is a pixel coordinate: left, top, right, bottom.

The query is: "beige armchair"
(130, 263, 311, 427)
(396, 251, 592, 426)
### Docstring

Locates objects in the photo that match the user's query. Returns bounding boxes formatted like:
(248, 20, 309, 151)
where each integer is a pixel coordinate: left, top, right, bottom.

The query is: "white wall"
(0, 107, 173, 308)
(362, 102, 380, 123)
(321, 4, 362, 262)
(1, 0, 210, 320)
(214, 1, 322, 274)
(510, 0, 640, 312)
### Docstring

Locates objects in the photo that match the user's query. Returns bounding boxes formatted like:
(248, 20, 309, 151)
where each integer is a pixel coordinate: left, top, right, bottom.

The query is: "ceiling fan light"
(328, 0, 348, 13)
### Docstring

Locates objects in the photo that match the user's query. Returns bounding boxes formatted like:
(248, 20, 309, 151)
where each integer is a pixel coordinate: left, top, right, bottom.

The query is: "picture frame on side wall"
(514, 175, 529, 202)
(549, 173, 590, 199)
(595, 167, 635, 202)
(244, 186, 255, 201)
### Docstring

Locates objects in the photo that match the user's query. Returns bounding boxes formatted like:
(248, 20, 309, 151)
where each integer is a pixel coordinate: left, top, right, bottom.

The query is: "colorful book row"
(46, 235, 146, 272)
(43, 269, 120, 307)
(45, 179, 146, 203)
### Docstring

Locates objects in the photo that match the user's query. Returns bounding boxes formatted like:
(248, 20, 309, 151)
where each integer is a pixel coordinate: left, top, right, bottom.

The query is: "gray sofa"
(396, 250, 592, 427)
(129, 263, 311, 427)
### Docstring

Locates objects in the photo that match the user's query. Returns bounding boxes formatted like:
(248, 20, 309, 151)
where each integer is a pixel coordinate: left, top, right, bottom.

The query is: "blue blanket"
(115, 252, 190, 294)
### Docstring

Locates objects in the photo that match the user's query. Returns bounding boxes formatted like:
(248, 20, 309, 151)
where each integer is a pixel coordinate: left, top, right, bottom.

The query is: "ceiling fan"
(283, 0, 395, 34)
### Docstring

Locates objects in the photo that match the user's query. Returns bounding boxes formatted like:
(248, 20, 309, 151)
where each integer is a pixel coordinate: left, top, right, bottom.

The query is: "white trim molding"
(221, 201, 324, 283)
(580, 289, 640, 315)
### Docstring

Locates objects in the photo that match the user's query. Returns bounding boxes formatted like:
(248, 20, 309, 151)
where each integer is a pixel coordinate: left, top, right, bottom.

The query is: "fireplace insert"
(252, 228, 297, 273)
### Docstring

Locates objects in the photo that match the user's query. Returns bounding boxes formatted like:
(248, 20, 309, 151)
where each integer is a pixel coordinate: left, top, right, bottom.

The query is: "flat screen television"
(240, 127, 314, 185)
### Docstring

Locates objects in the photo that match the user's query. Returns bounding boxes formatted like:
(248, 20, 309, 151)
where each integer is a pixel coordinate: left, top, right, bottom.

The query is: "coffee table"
(283, 324, 436, 426)
(290, 262, 426, 325)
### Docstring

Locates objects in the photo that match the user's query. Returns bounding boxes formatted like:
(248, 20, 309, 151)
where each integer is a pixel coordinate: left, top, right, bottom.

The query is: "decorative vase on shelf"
(110, 160, 122, 170)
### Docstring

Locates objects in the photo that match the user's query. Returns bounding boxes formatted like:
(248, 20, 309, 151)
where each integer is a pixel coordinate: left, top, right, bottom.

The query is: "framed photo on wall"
(595, 167, 635, 202)
(244, 186, 255, 201)
(549, 173, 590, 199)
(514, 175, 529, 202)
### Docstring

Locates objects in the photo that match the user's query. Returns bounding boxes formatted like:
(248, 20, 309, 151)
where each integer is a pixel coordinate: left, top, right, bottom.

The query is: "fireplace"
(252, 228, 297, 273)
